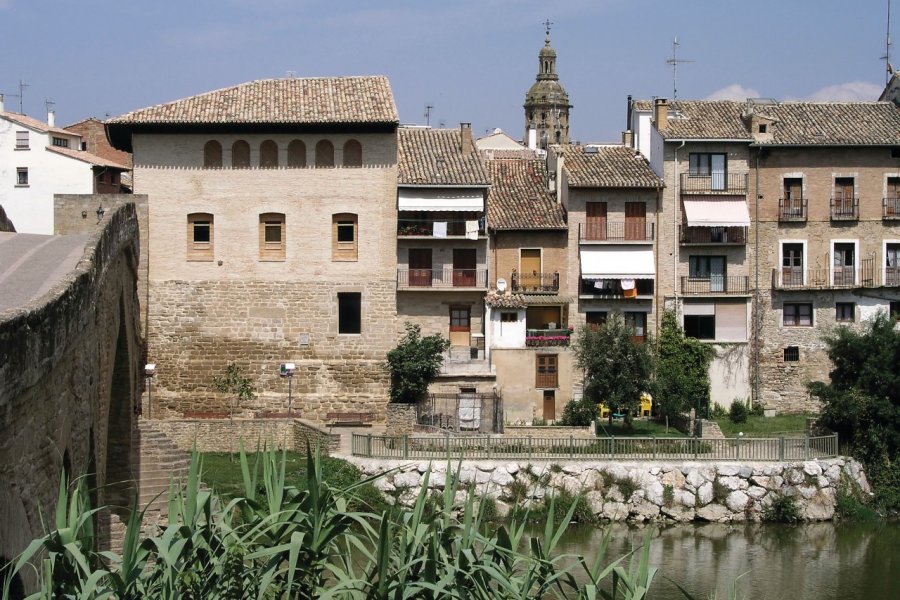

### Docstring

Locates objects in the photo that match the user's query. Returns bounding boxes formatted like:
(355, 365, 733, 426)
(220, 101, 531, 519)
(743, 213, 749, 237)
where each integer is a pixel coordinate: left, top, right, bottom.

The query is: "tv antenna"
(882, 0, 894, 83)
(424, 104, 433, 126)
(665, 37, 693, 99)
(45, 98, 55, 113)
(3, 79, 30, 113)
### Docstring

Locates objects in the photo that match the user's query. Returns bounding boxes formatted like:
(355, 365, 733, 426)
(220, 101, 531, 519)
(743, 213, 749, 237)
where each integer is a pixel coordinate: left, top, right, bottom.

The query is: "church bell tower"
(524, 21, 572, 149)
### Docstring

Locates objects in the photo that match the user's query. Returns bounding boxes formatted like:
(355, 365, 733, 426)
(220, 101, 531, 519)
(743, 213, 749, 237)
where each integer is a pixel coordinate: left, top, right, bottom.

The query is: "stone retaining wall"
(386, 403, 417, 436)
(348, 456, 870, 523)
(149, 418, 339, 453)
(502, 426, 594, 439)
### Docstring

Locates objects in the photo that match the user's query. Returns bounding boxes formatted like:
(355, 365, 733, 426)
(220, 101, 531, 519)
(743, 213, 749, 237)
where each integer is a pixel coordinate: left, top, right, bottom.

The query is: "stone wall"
(386, 403, 418, 436)
(0, 203, 142, 566)
(149, 418, 338, 453)
(502, 425, 594, 438)
(351, 456, 870, 523)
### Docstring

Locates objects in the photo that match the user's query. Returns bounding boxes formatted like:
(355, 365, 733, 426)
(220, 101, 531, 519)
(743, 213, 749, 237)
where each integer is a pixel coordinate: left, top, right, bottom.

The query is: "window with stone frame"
(259, 213, 285, 261)
(835, 302, 855, 323)
(783, 303, 812, 327)
(315, 140, 335, 167)
(783, 346, 800, 362)
(343, 139, 362, 167)
(187, 213, 213, 261)
(332, 213, 358, 261)
(500, 312, 518, 323)
(203, 141, 223, 168)
(338, 292, 362, 334)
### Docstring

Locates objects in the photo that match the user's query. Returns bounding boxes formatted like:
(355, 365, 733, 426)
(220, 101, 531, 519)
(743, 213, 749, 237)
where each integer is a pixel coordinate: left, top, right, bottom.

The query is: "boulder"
(696, 503, 732, 522)
(725, 490, 750, 512)
(661, 504, 695, 522)
(718, 464, 741, 477)
(718, 476, 743, 491)
(685, 469, 705, 490)
(491, 469, 514, 487)
(631, 500, 661, 521)
(746, 486, 768, 500)
(505, 463, 520, 475)
(661, 469, 686, 489)
(696, 481, 714, 505)
(585, 490, 605, 515)
(803, 461, 823, 477)
(805, 488, 836, 521)
(602, 501, 629, 521)
(646, 481, 665, 506)
(676, 489, 696, 508)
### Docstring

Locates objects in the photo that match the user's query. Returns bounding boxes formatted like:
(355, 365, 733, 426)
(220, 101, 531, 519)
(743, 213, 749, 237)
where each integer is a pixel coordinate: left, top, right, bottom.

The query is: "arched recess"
(203, 140, 222, 168)
(232, 140, 251, 168)
(104, 295, 135, 511)
(288, 140, 306, 167)
(260, 140, 279, 168)
(343, 139, 362, 167)
(315, 140, 334, 167)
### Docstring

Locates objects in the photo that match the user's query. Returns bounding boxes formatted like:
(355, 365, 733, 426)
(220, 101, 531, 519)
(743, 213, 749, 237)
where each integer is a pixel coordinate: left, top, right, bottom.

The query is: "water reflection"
(547, 521, 898, 599)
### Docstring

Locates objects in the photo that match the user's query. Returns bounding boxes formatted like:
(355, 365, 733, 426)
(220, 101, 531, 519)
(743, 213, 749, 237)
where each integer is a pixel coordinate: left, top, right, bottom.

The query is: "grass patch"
(835, 474, 879, 521)
(763, 493, 802, 523)
(714, 413, 813, 437)
(508, 489, 597, 525)
(595, 419, 687, 438)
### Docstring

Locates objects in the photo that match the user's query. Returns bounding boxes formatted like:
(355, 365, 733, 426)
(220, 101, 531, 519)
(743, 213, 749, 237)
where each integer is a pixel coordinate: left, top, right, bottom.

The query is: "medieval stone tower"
(524, 22, 572, 149)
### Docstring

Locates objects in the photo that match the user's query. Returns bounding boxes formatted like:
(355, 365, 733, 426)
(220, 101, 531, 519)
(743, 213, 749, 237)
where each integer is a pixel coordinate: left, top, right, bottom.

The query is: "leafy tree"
(571, 312, 654, 429)
(213, 362, 256, 420)
(653, 310, 715, 422)
(808, 311, 900, 511)
(386, 323, 450, 404)
(558, 396, 599, 427)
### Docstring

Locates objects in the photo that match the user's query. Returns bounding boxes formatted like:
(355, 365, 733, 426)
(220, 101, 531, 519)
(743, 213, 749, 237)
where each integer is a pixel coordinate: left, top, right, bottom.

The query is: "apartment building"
(107, 77, 402, 421)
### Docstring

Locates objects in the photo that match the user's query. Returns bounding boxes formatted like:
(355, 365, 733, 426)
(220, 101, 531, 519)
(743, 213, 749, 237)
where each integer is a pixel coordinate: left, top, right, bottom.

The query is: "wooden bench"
(325, 412, 375, 427)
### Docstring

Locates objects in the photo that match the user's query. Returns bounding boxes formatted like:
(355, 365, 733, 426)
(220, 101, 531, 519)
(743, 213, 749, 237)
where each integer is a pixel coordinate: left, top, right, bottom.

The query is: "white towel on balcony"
(465, 220, 479, 240)
(433, 221, 447, 237)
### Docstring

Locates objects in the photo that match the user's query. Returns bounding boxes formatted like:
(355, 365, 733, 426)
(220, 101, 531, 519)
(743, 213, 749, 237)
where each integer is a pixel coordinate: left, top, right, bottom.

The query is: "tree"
(653, 310, 715, 423)
(386, 323, 450, 404)
(213, 362, 256, 421)
(808, 311, 900, 510)
(571, 312, 655, 428)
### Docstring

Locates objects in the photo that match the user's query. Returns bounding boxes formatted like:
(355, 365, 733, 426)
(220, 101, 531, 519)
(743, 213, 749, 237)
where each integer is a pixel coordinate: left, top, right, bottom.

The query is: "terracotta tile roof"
(486, 158, 566, 230)
(47, 145, 129, 169)
(107, 76, 398, 125)
(658, 101, 751, 140)
(398, 127, 489, 186)
(752, 101, 900, 145)
(559, 145, 663, 188)
(1, 111, 77, 136)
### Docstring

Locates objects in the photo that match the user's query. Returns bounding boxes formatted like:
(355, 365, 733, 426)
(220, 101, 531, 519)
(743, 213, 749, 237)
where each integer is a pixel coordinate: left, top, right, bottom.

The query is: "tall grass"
(3, 444, 666, 599)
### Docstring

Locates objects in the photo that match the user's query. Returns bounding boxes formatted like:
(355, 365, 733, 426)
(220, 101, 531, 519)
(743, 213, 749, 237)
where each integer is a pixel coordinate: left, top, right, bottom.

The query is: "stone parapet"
(502, 425, 594, 439)
(148, 418, 339, 454)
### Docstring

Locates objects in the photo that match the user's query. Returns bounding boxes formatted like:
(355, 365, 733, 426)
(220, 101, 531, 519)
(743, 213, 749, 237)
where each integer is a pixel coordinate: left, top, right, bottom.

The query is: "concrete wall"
(0, 203, 142, 566)
(493, 347, 575, 424)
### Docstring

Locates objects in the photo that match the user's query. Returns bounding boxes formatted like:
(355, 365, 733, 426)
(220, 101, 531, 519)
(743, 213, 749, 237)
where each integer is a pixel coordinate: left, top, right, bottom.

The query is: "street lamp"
(145, 363, 156, 418)
(279, 363, 295, 416)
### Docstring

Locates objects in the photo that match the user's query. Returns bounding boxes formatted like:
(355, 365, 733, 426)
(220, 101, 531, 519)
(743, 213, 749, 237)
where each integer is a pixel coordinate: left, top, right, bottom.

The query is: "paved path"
(0, 232, 90, 313)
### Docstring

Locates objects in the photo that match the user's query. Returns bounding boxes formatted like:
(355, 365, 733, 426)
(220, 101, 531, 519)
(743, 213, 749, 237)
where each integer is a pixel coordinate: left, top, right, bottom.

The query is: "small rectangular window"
(758, 124, 767, 133)
(52, 137, 69, 148)
(500, 312, 518, 323)
(332, 214, 358, 261)
(835, 302, 855, 323)
(684, 315, 715, 339)
(16, 167, 28, 186)
(586, 311, 608, 331)
(15, 130, 29, 149)
(259, 213, 286, 261)
(187, 213, 213, 261)
(338, 292, 362, 334)
(784, 346, 800, 362)
(784, 303, 813, 327)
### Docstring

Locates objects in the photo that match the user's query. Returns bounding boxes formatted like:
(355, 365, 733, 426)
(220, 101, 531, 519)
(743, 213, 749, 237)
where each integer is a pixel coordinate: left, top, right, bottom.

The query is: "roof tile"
(486, 158, 566, 230)
(398, 128, 489, 186)
(559, 145, 663, 188)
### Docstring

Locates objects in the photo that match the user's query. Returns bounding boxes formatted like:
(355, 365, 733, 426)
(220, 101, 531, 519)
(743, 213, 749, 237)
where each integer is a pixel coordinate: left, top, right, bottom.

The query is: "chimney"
(460, 122, 474, 156)
(622, 130, 634, 147)
(47, 110, 55, 128)
(654, 98, 669, 131)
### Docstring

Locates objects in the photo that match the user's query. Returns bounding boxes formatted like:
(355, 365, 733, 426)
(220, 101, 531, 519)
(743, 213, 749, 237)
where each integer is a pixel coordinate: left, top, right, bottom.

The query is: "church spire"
(524, 21, 571, 149)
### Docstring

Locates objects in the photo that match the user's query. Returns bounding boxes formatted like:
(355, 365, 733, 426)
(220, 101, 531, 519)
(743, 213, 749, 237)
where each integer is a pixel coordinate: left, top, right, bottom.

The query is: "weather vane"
(544, 19, 553, 37)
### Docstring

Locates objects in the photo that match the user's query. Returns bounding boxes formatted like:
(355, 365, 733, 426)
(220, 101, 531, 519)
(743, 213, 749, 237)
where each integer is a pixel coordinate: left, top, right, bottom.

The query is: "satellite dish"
(496, 278, 507, 292)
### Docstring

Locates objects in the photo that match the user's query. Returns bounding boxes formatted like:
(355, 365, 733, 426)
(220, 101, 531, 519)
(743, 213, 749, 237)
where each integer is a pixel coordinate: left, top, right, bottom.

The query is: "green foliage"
(808, 311, 900, 511)
(616, 476, 640, 501)
(762, 493, 802, 523)
(835, 474, 879, 521)
(710, 404, 727, 419)
(558, 396, 599, 426)
(729, 399, 748, 424)
(6, 448, 662, 600)
(653, 310, 715, 420)
(212, 362, 255, 418)
(385, 322, 450, 404)
(751, 402, 765, 417)
(663, 484, 675, 507)
(712, 479, 730, 504)
(574, 312, 655, 427)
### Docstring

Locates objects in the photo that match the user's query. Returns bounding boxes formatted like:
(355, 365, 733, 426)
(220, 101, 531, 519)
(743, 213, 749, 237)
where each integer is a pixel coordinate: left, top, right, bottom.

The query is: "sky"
(0, 0, 893, 143)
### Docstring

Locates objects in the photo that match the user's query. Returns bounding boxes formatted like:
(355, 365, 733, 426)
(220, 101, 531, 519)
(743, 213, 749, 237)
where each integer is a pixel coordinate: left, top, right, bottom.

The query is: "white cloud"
(704, 84, 761, 101)
(804, 81, 883, 101)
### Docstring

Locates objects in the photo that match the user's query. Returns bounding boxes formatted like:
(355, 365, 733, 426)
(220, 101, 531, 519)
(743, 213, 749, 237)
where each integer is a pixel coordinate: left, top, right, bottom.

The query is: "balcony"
(511, 271, 559, 293)
(397, 216, 486, 238)
(397, 268, 488, 290)
(578, 221, 655, 243)
(778, 198, 807, 222)
(680, 172, 747, 195)
(525, 328, 571, 347)
(680, 275, 750, 295)
(580, 278, 654, 298)
(884, 197, 900, 220)
(679, 225, 747, 245)
(830, 197, 859, 221)
(773, 259, 894, 289)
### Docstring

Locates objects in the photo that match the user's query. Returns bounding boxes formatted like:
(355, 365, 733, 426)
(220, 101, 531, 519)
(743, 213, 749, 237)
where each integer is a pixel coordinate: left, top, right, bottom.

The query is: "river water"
(550, 521, 899, 599)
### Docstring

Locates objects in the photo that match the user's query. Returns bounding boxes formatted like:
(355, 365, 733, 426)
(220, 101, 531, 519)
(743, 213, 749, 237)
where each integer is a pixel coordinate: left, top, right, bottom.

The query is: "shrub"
(502, 478, 529, 504)
(763, 493, 802, 523)
(558, 396, 599, 426)
(710, 404, 727, 419)
(713, 479, 730, 504)
(835, 474, 878, 521)
(600, 470, 617, 490)
(616, 476, 639, 501)
(477, 496, 499, 522)
(663, 484, 675, 507)
(386, 323, 450, 404)
(729, 399, 748, 424)
(751, 402, 765, 417)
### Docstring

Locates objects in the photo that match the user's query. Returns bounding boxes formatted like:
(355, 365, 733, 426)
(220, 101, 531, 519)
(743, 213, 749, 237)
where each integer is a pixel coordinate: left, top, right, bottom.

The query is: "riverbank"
(347, 456, 870, 522)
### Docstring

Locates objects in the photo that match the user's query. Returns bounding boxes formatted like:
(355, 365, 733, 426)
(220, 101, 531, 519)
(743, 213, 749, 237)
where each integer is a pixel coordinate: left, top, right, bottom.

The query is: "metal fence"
(415, 393, 502, 434)
(351, 433, 840, 461)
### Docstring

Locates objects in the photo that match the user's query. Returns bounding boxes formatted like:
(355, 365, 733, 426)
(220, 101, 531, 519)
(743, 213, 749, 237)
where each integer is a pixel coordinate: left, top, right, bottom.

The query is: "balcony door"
(449, 306, 470, 347)
(782, 243, 804, 286)
(624, 202, 646, 241)
(453, 248, 477, 287)
(520, 248, 541, 290)
(887, 243, 900, 286)
(586, 201, 607, 240)
(833, 243, 855, 286)
(409, 248, 432, 287)
(834, 177, 855, 216)
(710, 154, 726, 191)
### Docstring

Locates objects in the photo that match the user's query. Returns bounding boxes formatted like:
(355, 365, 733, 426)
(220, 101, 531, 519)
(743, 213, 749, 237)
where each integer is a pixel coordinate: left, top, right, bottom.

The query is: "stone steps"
(136, 421, 192, 525)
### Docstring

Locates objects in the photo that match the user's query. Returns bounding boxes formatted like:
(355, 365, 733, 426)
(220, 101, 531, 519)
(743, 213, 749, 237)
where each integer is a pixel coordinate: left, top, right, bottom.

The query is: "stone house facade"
(107, 77, 403, 422)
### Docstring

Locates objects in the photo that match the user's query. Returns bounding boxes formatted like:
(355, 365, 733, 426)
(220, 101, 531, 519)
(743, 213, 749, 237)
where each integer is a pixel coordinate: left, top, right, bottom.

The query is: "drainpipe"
(753, 149, 761, 408)
(673, 141, 686, 305)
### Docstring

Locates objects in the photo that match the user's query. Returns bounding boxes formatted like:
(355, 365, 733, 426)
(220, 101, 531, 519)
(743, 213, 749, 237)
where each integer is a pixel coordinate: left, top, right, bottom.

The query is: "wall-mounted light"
(96, 205, 105, 222)
(81, 210, 88, 219)
(145, 363, 156, 418)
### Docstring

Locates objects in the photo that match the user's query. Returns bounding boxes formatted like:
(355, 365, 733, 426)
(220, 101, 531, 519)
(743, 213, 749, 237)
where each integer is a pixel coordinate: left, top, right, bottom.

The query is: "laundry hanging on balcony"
(433, 221, 448, 237)
(465, 220, 479, 240)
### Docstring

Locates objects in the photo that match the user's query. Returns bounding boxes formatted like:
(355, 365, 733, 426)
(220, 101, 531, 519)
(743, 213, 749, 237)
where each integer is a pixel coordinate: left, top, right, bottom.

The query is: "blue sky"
(0, 0, 892, 142)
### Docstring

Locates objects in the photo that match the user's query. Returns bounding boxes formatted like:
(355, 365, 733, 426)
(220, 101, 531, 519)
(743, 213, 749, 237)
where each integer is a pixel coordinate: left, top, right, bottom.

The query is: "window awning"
(580, 247, 655, 279)
(682, 197, 751, 227)
(398, 188, 484, 211)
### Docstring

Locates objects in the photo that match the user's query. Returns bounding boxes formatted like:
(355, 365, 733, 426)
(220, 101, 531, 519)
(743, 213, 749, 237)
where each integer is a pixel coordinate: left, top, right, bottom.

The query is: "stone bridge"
(0, 203, 142, 584)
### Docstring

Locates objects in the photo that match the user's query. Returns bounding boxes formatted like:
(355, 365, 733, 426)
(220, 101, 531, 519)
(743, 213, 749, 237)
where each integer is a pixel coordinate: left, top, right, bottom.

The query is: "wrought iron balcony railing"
(680, 172, 748, 195)
(679, 225, 747, 245)
(578, 221, 655, 242)
(773, 259, 890, 289)
(830, 197, 859, 220)
(778, 198, 807, 221)
(884, 197, 900, 220)
(397, 268, 488, 289)
(680, 275, 750, 294)
(511, 271, 559, 293)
